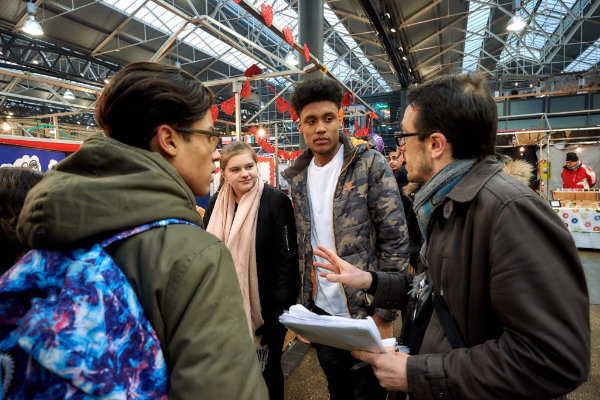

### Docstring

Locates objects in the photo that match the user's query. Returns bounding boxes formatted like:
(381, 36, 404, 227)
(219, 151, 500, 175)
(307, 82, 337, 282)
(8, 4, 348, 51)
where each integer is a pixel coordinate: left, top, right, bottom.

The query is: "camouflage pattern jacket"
(282, 134, 409, 321)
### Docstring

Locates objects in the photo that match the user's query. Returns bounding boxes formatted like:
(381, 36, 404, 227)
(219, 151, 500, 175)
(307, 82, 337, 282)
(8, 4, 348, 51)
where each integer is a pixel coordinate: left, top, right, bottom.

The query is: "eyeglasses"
(177, 127, 221, 152)
(394, 131, 434, 147)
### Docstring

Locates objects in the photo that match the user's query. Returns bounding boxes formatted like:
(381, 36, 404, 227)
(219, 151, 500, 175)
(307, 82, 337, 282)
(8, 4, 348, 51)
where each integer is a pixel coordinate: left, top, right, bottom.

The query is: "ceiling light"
(515, 82, 519, 86)
(507, 13, 526, 31)
(519, 146, 525, 152)
(285, 50, 298, 66)
(402, 56, 407, 60)
(398, 46, 403, 52)
(8, 112, 13, 116)
(408, 68, 412, 72)
(7, 116, 11, 119)
(22, 2, 43, 36)
(63, 90, 75, 100)
(2, 121, 10, 132)
(258, 127, 265, 136)
(385, 12, 391, 19)
(175, 61, 181, 69)
(104, 79, 109, 84)
(391, 28, 396, 33)
(577, 146, 582, 152)
(529, 83, 533, 87)
(32, 60, 38, 64)
(77, 121, 81, 125)
(49, 129, 55, 134)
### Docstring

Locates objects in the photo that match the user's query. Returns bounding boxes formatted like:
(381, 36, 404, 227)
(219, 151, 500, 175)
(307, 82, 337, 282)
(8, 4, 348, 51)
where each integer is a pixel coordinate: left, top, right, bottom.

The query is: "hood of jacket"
(17, 134, 202, 250)
(501, 156, 534, 186)
(282, 133, 369, 183)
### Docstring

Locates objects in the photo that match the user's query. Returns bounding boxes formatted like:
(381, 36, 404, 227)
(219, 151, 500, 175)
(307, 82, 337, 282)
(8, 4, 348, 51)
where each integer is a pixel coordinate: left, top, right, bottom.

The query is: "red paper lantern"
(221, 97, 235, 116)
(283, 27, 294, 47)
(210, 105, 219, 123)
(276, 96, 290, 113)
(304, 44, 310, 62)
(341, 92, 351, 108)
(241, 80, 251, 98)
(369, 111, 378, 119)
(244, 64, 262, 78)
(261, 4, 274, 27)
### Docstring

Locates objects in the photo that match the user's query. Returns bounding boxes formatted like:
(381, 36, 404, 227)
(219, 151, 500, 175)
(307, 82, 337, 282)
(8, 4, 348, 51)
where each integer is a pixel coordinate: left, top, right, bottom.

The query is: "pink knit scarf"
(206, 178, 268, 369)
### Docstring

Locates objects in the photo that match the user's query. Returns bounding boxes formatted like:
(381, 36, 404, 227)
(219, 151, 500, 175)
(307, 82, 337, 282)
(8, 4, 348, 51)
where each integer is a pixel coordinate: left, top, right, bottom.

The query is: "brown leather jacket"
(370, 156, 590, 399)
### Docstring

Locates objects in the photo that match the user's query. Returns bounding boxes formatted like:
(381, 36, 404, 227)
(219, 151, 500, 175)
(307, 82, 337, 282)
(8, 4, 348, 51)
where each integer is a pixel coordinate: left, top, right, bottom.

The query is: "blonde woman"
(204, 142, 299, 400)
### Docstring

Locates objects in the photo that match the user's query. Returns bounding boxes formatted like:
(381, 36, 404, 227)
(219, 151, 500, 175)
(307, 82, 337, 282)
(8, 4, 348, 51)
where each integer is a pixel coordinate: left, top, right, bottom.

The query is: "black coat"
(204, 185, 300, 327)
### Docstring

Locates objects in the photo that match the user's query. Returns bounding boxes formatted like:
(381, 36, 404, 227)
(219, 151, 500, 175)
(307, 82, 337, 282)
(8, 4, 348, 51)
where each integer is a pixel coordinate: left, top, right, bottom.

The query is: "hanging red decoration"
(283, 27, 294, 47)
(304, 44, 310, 62)
(210, 105, 219, 123)
(276, 96, 290, 113)
(249, 126, 257, 135)
(261, 4, 274, 27)
(369, 111, 378, 119)
(245, 64, 263, 78)
(342, 127, 350, 136)
(234, 0, 241, 3)
(289, 107, 299, 122)
(241, 80, 251, 98)
(221, 97, 236, 116)
(341, 92, 351, 108)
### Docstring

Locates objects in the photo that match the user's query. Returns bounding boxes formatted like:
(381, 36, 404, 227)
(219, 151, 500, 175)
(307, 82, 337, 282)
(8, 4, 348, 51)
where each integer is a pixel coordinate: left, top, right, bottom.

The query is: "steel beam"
(148, 22, 190, 62)
(91, 0, 149, 56)
(399, 0, 445, 29)
(0, 91, 93, 109)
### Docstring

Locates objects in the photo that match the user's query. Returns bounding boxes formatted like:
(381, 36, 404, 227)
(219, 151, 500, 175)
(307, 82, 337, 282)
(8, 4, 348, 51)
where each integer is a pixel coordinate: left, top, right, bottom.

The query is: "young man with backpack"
(283, 79, 409, 400)
(314, 74, 590, 399)
(2, 62, 268, 399)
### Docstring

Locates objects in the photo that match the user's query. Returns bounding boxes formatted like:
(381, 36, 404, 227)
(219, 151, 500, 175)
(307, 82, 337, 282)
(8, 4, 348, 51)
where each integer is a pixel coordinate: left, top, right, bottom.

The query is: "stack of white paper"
(279, 305, 386, 353)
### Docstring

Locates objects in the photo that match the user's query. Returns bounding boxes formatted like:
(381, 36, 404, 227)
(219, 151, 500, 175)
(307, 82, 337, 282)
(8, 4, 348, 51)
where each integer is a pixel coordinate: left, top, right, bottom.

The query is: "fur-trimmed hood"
(401, 156, 534, 202)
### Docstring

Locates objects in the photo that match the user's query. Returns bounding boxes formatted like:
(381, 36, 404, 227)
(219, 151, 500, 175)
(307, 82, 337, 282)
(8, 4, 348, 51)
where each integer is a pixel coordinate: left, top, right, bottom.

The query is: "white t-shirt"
(307, 144, 350, 318)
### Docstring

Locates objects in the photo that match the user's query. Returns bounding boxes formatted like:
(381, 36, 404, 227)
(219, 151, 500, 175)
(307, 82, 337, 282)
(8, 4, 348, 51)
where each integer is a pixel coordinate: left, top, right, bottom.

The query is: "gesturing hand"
(313, 245, 373, 290)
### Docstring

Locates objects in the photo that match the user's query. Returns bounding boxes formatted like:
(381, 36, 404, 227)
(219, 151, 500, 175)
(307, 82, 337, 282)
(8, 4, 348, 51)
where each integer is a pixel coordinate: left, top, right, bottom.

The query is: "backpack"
(0, 219, 200, 399)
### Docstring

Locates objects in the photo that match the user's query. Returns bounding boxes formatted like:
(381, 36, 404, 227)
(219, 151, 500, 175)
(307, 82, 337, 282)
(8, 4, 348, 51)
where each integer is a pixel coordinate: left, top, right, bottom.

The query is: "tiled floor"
(581, 257, 600, 305)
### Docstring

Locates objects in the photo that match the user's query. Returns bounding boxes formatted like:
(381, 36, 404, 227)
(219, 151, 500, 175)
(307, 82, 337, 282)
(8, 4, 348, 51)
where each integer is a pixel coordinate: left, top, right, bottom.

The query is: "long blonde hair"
(219, 142, 258, 189)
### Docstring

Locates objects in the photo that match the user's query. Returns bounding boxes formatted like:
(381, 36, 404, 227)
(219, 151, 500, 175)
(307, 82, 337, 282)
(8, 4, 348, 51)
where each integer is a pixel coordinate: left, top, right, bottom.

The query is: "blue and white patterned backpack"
(0, 219, 199, 400)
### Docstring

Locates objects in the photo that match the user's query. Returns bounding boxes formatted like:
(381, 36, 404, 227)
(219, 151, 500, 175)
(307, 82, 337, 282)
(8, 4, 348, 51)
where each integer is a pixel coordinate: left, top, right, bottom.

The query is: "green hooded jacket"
(17, 134, 269, 400)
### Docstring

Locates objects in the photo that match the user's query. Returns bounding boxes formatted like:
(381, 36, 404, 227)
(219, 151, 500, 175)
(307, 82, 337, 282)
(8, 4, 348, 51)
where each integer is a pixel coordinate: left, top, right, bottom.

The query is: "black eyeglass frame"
(394, 131, 434, 147)
(176, 127, 222, 152)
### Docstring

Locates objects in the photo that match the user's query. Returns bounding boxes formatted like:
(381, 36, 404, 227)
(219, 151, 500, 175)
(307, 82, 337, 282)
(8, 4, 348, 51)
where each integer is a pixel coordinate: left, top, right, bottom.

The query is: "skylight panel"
(462, 1, 491, 72)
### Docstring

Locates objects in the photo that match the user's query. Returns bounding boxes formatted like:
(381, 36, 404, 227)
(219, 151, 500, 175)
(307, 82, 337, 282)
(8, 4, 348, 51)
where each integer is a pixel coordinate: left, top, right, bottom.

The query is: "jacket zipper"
(284, 225, 290, 251)
(332, 148, 358, 315)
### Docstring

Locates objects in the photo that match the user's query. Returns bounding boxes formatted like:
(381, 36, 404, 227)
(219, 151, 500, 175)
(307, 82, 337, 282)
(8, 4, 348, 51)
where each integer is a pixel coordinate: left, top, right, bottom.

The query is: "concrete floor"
(283, 251, 600, 399)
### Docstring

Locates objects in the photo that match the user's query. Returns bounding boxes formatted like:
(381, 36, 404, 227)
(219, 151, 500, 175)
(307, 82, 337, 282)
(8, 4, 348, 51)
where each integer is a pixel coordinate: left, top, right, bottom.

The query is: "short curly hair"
(290, 79, 344, 117)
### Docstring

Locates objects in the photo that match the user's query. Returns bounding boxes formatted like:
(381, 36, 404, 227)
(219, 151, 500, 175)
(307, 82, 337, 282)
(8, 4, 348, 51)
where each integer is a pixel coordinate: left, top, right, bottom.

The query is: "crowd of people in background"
(0, 63, 592, 400)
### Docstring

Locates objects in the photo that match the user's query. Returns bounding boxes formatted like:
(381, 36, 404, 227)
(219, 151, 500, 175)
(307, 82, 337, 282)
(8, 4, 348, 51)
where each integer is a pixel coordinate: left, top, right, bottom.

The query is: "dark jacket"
(370, 156, 590, 399)
(282, 134, 409, 321)
(17, 134, 269, 400)
(204, 184, 300, 330)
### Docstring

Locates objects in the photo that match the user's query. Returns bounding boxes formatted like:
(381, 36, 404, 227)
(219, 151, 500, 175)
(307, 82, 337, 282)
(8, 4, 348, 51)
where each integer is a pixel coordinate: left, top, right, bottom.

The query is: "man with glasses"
(313, 74, 590, 399)
(16, 62, 269, 399)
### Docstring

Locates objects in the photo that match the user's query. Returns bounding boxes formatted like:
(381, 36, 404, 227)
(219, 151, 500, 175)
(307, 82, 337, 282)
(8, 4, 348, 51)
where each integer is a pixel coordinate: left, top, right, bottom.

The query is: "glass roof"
(461, 0, 597, 74)
(101, 0, 391, 93)
(462, 1, 492, 72)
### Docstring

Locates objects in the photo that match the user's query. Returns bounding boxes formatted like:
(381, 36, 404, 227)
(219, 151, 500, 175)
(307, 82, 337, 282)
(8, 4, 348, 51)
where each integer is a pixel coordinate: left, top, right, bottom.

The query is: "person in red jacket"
(562, 152, 597, 189)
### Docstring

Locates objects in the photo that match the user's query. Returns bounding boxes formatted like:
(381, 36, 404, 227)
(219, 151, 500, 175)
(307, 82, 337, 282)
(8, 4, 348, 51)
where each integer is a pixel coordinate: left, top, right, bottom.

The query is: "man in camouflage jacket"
(283, 133, 409, 319)
(283, 79, 409, 400)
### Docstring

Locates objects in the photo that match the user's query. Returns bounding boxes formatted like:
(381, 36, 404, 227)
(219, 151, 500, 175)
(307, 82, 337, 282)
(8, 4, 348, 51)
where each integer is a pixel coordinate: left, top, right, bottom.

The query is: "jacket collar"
(282, 134, 367, 183)
(446, 155, 505, 204)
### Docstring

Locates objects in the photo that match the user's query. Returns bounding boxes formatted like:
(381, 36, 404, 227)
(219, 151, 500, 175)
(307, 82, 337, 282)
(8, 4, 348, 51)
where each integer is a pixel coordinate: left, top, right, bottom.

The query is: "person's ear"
(297, 119, 303, 134)
(429, 133, 449, 160)
(153, 124, 180, 157)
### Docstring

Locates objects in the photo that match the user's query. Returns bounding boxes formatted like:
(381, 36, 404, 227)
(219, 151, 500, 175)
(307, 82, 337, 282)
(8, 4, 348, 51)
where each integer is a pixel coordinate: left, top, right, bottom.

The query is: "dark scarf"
(413, 159, 476, 262)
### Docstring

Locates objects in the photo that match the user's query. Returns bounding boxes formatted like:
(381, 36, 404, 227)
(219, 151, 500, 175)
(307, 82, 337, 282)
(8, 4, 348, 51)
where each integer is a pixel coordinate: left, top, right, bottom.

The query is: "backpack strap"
(425, 270, 466, 349)
(100, 218, 201, 249)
